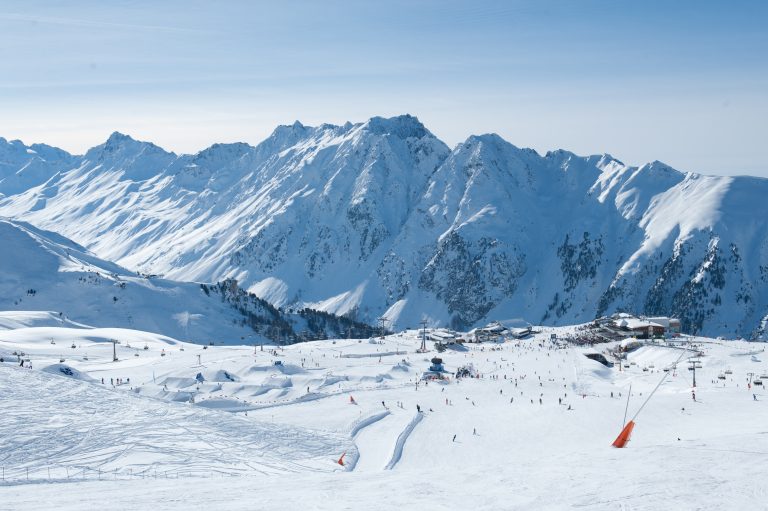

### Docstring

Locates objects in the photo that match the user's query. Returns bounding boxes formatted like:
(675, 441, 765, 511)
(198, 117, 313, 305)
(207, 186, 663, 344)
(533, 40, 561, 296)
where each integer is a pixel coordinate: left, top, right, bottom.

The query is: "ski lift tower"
(417, 319, 428, 353)
(111, 339, 118, 362)
(688, 357, 703, 388)
(377, 317, 388, 339)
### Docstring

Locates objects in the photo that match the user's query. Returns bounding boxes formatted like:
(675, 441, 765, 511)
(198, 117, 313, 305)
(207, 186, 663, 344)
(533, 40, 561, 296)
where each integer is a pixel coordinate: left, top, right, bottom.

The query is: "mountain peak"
(465, 133, 511, 147)
(102, 131, 145, 152)
(193, 142, 254, 168)
(461, 134, 541, 161)
(0, 137, 34, 154)
(362, 114, 431, 139)
(106, 131, 133, 143)
(267, 120, 311, 142)
(639, 160, 683, 177)
(85, 132, 172, 162)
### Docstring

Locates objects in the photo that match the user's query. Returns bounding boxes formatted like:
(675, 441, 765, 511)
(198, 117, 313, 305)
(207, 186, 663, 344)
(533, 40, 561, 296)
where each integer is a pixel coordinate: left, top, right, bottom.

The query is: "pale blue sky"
(1, 1, 766, 176)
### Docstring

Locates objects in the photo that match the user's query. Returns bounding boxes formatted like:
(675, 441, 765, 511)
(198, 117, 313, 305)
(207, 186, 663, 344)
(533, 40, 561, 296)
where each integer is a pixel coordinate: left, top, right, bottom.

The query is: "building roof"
(620, 318, 665, 330)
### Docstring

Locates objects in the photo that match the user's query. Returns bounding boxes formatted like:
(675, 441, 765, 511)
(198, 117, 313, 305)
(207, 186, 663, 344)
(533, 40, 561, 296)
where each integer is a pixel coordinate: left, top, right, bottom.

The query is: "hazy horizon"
(1, 0, 766, 177)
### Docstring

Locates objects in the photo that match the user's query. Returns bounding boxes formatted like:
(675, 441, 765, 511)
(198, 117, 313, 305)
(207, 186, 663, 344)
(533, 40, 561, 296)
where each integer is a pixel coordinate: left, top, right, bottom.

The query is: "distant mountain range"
(1, 115, 766, 338)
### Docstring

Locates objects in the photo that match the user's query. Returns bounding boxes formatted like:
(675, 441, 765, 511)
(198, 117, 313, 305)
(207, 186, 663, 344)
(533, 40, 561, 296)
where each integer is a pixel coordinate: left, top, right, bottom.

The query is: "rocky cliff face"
(1, 116, 766, 338)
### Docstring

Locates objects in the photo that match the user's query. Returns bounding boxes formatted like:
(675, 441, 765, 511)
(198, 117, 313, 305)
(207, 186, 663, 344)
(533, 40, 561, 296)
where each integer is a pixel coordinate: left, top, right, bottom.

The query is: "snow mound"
(360, 373, 393, 383)
(248, 363, 306, 375)
(41, 363, 95, 382)
(320, 374, 349, 387)
(200, 369, 240, 382)
(391, 361, 411, 372)
(160, 376, 198, 389)
(274, 363, 307, 375)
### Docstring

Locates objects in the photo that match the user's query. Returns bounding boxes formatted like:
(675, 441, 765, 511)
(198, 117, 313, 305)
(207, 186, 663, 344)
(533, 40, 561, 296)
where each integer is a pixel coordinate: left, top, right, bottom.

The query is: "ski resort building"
(615, 318, 666, 339)
(472, 322, 505, 342)
(428, 329, 457, 343)
(647, 317, 682, 335)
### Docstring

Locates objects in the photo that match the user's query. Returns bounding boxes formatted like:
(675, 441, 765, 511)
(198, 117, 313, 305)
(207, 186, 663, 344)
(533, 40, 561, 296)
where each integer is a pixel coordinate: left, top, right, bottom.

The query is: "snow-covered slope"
(1, 328, 766, 509)
(0, 219, 375, 344)
(0, 362, 350, 478)
(0, 116, 766, 337)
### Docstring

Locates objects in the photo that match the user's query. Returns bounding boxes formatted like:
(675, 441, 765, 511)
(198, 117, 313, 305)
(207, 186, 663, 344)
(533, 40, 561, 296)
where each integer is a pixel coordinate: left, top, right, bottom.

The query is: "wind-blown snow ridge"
(0, 114, 766, 338)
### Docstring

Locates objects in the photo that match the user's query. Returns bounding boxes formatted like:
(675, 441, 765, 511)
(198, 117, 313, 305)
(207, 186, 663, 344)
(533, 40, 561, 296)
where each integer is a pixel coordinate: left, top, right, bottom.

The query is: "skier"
(754, 394, 758, 401)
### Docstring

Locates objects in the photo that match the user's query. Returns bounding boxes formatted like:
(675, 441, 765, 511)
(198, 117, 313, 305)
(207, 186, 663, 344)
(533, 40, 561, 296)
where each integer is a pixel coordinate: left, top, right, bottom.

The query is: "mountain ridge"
(0, 115, 766, 338)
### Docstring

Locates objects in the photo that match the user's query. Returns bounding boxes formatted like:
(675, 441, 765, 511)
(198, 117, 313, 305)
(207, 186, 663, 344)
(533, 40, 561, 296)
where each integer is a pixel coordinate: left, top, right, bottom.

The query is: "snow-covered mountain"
(1, 116, 766, 338)
(0, 218, 375, 343)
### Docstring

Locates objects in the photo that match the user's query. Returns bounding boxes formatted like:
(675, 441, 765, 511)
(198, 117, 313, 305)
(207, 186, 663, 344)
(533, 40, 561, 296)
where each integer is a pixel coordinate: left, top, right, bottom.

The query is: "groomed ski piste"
(1, 311, 767, 510)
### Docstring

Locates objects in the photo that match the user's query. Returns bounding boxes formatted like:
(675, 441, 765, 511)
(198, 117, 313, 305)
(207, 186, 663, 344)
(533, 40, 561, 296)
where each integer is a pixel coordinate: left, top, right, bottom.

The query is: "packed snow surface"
(1, 318, 766, 510)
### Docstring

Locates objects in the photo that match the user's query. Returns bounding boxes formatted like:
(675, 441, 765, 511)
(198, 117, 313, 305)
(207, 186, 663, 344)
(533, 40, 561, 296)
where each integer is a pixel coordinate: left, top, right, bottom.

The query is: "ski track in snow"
(384, 412, 423, 470)
(0, 364, 350, 480)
